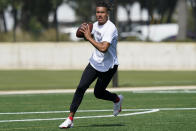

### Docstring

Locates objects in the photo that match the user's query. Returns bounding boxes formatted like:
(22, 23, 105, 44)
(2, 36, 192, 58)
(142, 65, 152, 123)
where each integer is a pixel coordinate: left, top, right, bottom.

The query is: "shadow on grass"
(78, 123, 125, 128)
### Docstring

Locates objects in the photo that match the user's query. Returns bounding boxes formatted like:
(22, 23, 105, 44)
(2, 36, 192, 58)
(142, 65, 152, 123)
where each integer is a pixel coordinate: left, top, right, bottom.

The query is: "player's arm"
(80, 25, 110, 53)
(88, 38, 110, 53)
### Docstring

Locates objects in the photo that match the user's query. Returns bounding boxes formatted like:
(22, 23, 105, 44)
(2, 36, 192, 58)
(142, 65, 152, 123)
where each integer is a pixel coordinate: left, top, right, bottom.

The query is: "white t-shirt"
(89, 20, 119, 72)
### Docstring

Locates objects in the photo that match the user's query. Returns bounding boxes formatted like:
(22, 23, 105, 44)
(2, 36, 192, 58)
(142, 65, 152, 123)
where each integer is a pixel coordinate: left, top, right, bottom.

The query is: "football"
(76, 22, 93, 38)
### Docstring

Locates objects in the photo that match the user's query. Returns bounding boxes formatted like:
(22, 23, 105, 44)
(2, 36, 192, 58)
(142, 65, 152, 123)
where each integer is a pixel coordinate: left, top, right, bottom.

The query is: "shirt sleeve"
(91, 23, 96, 35)
(102, 26, 116, 44)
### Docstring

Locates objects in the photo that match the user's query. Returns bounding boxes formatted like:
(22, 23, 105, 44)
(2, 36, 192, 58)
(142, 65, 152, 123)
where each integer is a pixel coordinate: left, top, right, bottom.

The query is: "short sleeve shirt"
(89, 20, 119, 72)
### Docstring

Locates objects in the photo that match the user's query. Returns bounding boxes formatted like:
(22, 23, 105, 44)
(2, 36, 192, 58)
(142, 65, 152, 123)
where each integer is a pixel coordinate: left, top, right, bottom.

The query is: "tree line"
(0, 0, 62, 32)
(0, 0, 196, 41)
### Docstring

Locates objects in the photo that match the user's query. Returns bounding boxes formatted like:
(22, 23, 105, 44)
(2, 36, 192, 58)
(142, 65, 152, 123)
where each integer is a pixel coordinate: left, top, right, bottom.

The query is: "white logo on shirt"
(94, 30, 102, 42)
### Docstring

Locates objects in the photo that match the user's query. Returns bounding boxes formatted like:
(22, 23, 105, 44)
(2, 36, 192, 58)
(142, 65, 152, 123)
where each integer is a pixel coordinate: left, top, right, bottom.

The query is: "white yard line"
(1, 107, 196, 123)
(0, 109, 160, 123)
(133, 90, 196, 93)
(0, 86, 196, 95)
(1, 108, 196, 115)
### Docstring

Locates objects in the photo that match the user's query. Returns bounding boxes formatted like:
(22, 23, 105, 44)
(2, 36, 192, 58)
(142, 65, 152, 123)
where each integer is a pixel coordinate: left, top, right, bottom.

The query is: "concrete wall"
(118, 42, 196, 70)
(0, 42, 196, 70)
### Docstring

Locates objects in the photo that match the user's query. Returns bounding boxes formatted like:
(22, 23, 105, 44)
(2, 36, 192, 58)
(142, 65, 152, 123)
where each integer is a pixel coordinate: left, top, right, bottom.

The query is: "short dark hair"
(96, 1, 111, 11)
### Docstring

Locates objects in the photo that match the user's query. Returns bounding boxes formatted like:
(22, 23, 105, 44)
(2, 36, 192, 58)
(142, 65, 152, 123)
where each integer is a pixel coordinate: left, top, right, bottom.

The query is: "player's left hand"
(80, 24, 92, 41)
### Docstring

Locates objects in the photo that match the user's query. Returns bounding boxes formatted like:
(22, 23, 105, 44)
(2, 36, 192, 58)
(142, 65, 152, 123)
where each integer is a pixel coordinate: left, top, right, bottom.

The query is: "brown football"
(76, 22, 93, 38)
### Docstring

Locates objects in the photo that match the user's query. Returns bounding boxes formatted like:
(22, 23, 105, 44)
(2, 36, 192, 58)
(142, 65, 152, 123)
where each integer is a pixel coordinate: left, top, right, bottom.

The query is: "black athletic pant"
(70, 63, 118, 113)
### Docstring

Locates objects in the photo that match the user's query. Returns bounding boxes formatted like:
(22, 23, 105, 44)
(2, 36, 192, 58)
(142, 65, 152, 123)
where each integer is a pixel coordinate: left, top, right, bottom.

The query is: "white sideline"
(1, 107, 196, 123)
(0, 86, 196, 95)
(1, 108, 196, 115)
(0, 109, 160, 123)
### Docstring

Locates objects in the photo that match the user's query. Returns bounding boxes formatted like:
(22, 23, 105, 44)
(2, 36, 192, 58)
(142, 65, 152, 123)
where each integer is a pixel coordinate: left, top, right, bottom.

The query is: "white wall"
(0, 42, 196, 70)
(0, 43, 93, 69)
(118, 42, 196, 70)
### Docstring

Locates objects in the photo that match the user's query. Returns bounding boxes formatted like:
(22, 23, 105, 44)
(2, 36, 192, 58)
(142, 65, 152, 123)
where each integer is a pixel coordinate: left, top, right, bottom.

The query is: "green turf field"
(0, 70, 196, 90)
(0, 92, 196, 131)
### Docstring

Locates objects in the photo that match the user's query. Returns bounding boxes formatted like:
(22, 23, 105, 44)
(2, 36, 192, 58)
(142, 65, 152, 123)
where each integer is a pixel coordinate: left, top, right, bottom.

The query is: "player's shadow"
(79, 123, 125, 128)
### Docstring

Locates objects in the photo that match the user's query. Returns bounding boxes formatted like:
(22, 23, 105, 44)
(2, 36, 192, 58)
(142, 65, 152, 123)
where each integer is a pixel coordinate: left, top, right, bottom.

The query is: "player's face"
(96, 7, 108, 25)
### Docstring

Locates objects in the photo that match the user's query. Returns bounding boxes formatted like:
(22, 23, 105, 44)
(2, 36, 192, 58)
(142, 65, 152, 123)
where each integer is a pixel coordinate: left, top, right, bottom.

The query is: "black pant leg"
(70, 64, 97, 113)
(94, 65, 118, 103)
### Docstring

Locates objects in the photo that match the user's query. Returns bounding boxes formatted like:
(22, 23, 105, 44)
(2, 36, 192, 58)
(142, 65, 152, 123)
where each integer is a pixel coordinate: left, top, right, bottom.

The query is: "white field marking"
(0, 109, 159, 123)
(1, 108, 196, 123)
(1, 107, 196, 123)
(0, 109, 150, 115)
(133, 90, 196, 93)
(133, 81, 196, 85)
(1, 108, 196, 115)
(0, 109, 156, 115)
(0, 110, 112, 115)
(1, 86, 196, 95)
(74, 109, 160, 119)
(158, 108, 196, 111)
